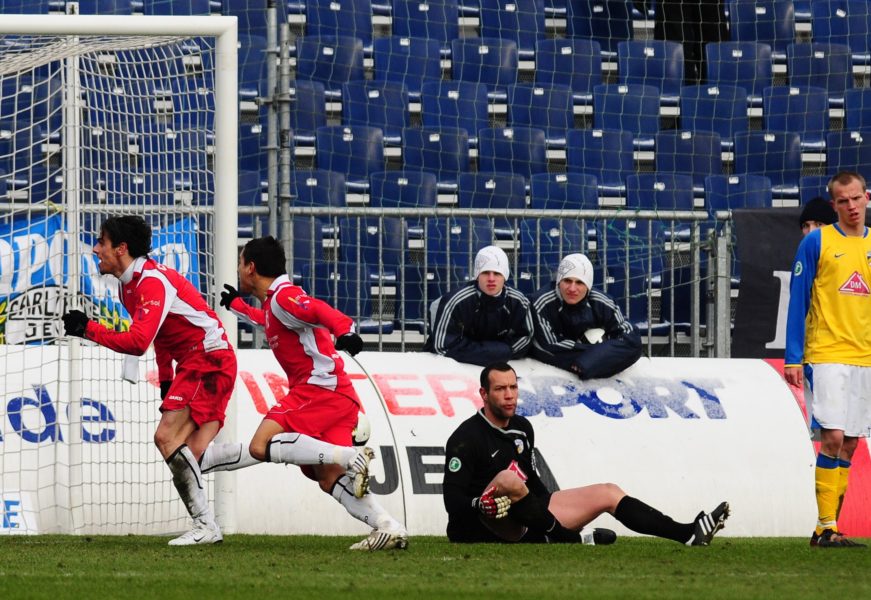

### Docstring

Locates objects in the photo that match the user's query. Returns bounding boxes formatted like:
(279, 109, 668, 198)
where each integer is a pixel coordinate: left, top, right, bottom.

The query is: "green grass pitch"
(2, 535, 871, 599)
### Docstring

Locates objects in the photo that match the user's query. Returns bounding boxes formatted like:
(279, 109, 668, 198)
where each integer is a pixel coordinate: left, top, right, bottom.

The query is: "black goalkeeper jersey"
(443, 409, 550, 541)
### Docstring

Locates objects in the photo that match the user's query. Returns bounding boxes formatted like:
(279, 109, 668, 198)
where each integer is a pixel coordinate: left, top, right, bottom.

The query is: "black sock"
(614, 496, 694, 543)
(510, 494, 580, 543)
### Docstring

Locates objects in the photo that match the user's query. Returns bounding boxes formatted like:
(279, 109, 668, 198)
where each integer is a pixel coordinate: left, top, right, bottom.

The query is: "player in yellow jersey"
(785, 171, 871, 548)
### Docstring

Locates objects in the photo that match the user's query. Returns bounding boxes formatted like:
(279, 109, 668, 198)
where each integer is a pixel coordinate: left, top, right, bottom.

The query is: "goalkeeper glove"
(219, 284, 241, 310)
(334, 332, 363, 356)
(473, 485, 511, 519)
(160, 381, 172, 401)
(62, 310, 90, 338)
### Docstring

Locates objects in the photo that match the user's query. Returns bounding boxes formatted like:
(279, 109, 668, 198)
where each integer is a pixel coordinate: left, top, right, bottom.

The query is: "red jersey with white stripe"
(228, 275, 359, 400)
(85, 256, 232, 381)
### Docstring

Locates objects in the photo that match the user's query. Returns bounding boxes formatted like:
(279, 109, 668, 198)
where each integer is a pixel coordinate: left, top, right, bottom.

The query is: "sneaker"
(168, 518, 223, 546)
(816, 529, 866, 548)
(687, 501, 730, 546)
(580, 528, 617, 546)
(810, 531, 820, 547)
(346, 447, 375, 498)
(349, 528, 409, 551)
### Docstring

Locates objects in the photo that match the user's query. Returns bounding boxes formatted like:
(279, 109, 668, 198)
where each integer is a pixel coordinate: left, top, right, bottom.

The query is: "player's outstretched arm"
(220, 284, 266, 327)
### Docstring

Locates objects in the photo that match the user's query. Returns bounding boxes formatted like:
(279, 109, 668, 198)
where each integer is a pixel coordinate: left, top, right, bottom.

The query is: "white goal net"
(0, 15, 238, 535)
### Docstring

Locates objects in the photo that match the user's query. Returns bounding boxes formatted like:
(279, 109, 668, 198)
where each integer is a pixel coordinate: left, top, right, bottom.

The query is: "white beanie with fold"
(473, 245, 510, 279)
(557, 253, 594, 289)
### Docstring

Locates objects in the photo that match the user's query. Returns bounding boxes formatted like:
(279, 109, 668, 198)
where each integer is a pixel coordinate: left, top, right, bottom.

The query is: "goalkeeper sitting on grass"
(443, 362, 729, 546)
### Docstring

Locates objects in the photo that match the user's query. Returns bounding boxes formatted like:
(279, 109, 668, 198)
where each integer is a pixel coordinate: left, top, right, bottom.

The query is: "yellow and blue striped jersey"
(785, 224, 871, 367)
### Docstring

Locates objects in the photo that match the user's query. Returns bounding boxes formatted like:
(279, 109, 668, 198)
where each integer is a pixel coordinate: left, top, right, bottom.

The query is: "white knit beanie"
(473, 245, 510, 279)
(557, 253, 594, 289)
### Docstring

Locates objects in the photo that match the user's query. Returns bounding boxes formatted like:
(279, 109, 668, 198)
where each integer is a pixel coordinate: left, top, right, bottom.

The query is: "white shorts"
(808, 363, 871, 438)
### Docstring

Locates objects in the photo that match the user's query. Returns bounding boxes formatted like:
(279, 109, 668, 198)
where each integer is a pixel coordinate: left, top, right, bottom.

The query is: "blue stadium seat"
(763, 85, 829, 150)
(565, 128, 634, 197)
(370, 170, 438, 208)
(290, 79, 326, 145)
(76, 0, 132, 14)
(507, 84, 574, 148)
(237, 169, 264, 237)
(289, 217, 328, 284)
(457, 172, 526, 241)
(534, 38, 603, 107)
(144, 0, 210, 14)
(844, 88, 871, 130)
(0, 0, 55, 12)
(419, 81, 489, 146)
(402, 127, 470, 191)
(295, 36, 365, 98)
(292, 169, 346, 206)
(626, 173, 695, 210)
(391, 0, 459, 45)
(304, 261, 390, 333)
(705, 42, 774, 106)
(679, 84, 749, 151)
(810, 0, 871, 67)
(799, 174, 831, 204)
(425, 216, 494, 270)
(223, 0, 287, 39)
(529, 172, 599, 210)
(370, 169, 439, 249)
(617, 40, 684, 104)
(339, 216, 406, 286)
(306, 0, 373, 47)
(315, 125, 384, 191)
(593, 83, 660, 150)
(450, 38, 519, 93)
(479, 0, 544, 61)
(566, 0, 634, 56)
(734, 131, 802, 198)
(787, 43, 852, 104)
(655, 130, 723, 193)
(372, 36, 441, 100)
(728, 0, 795, 59)
(342, 81, 409, 146)
(477, 127, 548, 179)
(826, 129, 871, 175)
(704, 174, 773, 212)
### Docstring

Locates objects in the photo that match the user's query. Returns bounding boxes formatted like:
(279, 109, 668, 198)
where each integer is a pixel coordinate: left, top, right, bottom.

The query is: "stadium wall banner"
(732, 207, 871, 358)
(0, 215, 200, 345)
(1, 349, 822, 537)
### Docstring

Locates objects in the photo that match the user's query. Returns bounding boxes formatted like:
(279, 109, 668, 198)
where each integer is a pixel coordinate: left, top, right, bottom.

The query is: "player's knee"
(602, 482, 626, 503)
(249, 441, 267, 462)
(494, 469, 527, 494)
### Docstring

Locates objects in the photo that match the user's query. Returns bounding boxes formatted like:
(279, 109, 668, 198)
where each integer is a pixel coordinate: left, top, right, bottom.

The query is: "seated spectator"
(424, 246, 533, 366)
(529, 253, 642, 379)
(800, 196, 837, 236)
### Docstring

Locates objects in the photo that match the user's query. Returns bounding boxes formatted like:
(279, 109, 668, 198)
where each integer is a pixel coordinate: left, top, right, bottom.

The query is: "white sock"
(267, 432, 356, 467)
(200, 442, 260, 474)
(166, 445, 213, 523)
(331, 473, 404, 532)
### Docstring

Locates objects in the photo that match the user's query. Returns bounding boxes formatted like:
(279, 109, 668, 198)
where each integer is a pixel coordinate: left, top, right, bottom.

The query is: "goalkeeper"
(443, 362, 730, 545)
(219, 236, 408, 551)
(529, 253, 642, 380)
(62, 215, 239, 546)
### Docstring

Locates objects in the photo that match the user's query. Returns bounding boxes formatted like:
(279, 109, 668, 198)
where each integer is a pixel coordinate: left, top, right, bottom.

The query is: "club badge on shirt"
(514, 439, 524, 454)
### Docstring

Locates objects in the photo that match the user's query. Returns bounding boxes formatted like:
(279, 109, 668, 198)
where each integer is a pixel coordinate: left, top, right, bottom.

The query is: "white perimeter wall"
(0, 349, 817, 537)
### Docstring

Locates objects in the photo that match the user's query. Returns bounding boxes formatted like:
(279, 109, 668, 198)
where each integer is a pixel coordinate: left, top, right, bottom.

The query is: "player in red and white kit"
(219, 236, 408, 551)
(62, 215, 245, 546)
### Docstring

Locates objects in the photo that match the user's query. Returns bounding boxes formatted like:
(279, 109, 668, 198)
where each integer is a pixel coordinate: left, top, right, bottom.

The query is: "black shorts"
(447, 516, 548, 544)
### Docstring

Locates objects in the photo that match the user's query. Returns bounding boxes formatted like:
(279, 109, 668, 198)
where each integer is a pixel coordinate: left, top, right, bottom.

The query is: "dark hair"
(241, 236, 287, 278)
(100, 216, 152, 258)
(480, 362, 515, 391)
(828, 170, 867, 198)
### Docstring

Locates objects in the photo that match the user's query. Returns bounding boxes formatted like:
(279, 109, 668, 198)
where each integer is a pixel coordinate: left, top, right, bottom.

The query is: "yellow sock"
(815, 454, 840, 535)
(836, 460, 851, 522)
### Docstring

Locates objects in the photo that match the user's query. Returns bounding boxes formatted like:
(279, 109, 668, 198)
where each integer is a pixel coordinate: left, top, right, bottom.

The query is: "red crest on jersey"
(838, 271, 871, 296)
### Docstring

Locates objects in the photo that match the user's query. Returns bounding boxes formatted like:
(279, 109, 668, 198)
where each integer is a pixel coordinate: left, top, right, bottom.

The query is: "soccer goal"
(0, 14, 238, 535)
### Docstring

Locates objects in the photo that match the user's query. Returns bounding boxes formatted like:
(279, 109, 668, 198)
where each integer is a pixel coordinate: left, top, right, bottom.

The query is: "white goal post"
(0, 15, 238, 535)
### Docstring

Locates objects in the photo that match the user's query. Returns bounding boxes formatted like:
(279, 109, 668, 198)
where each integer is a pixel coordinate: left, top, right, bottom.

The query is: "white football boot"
(346, 447, 375, 498)
(168, 518, 223, 546)
(349, 527, 409, 551)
